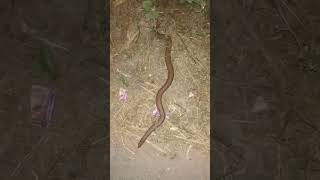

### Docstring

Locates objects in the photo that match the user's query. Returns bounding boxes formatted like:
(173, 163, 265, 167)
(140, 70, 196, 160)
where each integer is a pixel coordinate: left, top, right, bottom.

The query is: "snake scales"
(137, 21, 174, 148)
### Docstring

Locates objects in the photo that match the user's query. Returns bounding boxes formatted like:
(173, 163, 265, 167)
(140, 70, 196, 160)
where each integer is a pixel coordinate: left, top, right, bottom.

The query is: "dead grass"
(110, 0, 210, 155)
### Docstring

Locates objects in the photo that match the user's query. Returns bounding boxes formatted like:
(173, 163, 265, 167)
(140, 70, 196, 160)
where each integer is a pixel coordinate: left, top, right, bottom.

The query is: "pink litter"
(31, 85, 55, 128)
(152, 105, 170, 119)
(119, 88, 128, 102)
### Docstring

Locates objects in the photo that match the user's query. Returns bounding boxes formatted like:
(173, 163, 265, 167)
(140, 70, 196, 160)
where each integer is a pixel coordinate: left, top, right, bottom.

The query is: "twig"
(166, 120, 187, 138)
(271, 0, 302, 50)
(186, 144, 193, 160)
(91, 136, 107, 145)
(279, 0, 305, 28)
(21, 21, 69, 51)
(174, 135, 208, 147)
(11, 136, 49, 176)
(95, 75, 108, 84)
(116, 68, 132, 78)
(296, 110, 320, 135)
(45, 122, 100, 177)
(137, 82, 156, 96)
(176, 32, 200, 64)
(145, 140, 167, 154)
(31, 169, 39, 180)
(34, 36, 69, 52)
(121, 135, 135, 155)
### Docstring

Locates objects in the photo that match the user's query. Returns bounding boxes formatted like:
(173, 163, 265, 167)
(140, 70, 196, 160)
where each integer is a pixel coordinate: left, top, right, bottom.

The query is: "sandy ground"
(110, 142, 210, 180)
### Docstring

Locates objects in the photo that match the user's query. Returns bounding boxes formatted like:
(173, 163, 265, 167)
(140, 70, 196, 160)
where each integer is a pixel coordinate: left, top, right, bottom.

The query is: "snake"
(137, 21, 174, 148)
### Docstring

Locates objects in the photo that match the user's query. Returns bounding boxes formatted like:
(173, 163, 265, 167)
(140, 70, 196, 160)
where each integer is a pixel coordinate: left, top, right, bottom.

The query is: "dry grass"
(110, 0, 210, 155)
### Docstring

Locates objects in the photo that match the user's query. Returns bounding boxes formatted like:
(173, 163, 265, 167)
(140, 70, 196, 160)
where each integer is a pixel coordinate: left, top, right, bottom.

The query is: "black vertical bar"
(105, 0, 110, 178)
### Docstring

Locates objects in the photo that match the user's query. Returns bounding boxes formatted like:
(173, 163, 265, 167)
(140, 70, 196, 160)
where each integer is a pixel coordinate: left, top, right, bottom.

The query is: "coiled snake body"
(137, 24, 174, 148)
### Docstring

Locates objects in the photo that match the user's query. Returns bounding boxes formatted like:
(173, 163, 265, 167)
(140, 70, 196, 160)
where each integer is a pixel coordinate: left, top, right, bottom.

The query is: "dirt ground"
(213, 0, 320, 179)
(0, 0, 108, 179)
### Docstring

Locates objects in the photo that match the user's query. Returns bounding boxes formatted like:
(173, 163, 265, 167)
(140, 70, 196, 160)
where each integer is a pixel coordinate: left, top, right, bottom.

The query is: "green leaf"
(146, 10, 159, 20)
(37, 46, 59, 80)
(151, 10, 159, 18)
(143, 0, 153, 12)
(120, 76, 129, 87)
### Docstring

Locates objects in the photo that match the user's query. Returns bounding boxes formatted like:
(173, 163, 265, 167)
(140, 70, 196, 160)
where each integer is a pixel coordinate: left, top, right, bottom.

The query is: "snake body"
(137, 26, 174, 148)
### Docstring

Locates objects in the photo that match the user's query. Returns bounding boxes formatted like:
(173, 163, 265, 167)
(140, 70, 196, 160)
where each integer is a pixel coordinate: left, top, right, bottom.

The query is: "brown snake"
(137, 22, 174, 148)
